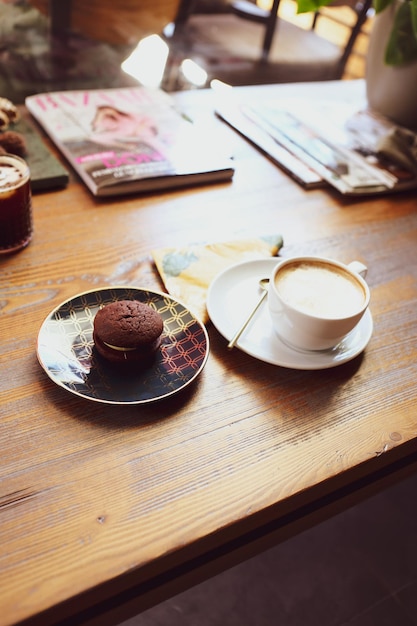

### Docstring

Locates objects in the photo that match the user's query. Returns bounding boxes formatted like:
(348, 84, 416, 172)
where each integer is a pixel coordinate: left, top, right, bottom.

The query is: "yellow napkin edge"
(152, 235, 284, 324)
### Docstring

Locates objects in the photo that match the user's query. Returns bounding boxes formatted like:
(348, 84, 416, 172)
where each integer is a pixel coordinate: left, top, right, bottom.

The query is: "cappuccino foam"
(275, 261, 365, 319)
(0, 161, 26, 191)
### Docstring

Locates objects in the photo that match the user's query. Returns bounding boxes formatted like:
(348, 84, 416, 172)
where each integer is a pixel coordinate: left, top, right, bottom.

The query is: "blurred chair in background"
(31, 0, 181, 46)
(0, 0, 181, 101)
(0, 0, 372, 100)
(164, 0, 372, 88)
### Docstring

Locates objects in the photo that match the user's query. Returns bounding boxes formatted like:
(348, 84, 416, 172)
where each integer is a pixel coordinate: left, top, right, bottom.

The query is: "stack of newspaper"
(216, 98, 417, 195)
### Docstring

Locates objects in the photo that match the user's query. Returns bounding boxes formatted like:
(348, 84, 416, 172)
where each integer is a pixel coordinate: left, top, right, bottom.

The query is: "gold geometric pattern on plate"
(37, 286, 209, 405)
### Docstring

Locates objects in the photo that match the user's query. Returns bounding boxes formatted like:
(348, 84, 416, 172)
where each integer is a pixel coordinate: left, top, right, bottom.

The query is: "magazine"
(25, 87, 234, 197)
(216, 98, 417, 196)
(215, 101, 324, 189)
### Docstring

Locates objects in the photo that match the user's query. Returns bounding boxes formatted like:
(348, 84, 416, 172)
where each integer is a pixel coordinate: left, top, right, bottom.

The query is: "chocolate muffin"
(93, 300, 163, 365)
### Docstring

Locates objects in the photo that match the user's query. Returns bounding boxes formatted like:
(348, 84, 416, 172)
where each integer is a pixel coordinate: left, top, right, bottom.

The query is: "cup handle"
(348, 261, 367, 278)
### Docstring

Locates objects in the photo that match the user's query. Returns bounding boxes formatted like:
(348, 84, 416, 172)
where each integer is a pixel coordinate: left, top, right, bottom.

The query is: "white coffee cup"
(268, 256, 370, 351)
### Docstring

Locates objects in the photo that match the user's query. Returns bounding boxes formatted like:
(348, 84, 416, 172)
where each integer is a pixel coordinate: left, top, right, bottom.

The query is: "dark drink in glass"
(0, 154, 33, 254)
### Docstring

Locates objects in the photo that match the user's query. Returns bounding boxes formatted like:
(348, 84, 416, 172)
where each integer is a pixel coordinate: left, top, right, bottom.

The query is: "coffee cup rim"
(0, 153, 30, 190)
(270, 255, 370, 321)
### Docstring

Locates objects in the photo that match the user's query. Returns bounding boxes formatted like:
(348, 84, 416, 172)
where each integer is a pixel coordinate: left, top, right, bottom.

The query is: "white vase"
(366, 3, 417, 130)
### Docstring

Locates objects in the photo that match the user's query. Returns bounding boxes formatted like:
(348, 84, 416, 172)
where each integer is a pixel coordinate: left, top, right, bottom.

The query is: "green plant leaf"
(385, 1, 417, 64)
(296, 0, 332, 14)
(373, 0, 394, 13)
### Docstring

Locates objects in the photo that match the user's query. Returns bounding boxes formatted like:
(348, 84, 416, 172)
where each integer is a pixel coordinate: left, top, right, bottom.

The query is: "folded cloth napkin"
(152, 234, 283, 324)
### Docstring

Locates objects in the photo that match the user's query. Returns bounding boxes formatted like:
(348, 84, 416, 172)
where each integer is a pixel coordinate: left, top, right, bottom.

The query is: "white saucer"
(206, 259, 373, 370)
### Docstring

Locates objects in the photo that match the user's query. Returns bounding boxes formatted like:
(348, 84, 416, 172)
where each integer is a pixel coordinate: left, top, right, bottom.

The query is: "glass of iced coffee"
(0, 154, 33, 254)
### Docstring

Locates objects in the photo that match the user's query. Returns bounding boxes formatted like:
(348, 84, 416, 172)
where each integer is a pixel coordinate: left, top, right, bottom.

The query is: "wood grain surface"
(1, 81, 417, 626)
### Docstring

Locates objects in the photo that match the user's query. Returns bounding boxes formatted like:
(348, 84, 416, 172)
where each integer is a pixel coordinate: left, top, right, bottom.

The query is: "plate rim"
(37, 285, 210, 405)
(207, 258, 373, 370)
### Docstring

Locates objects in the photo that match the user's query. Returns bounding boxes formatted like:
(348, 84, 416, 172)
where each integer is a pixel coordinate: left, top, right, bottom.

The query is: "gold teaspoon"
(227, 278, 269, 349)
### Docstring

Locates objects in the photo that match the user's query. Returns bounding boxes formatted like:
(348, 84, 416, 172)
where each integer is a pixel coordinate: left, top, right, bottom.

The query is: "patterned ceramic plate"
(37, 286, 209, 405)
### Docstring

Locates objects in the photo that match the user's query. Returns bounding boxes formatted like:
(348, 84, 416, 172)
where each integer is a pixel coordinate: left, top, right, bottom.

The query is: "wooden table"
(2, 80, 417, 626)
